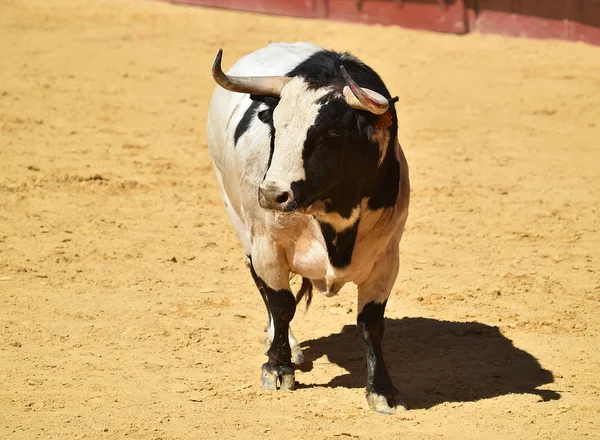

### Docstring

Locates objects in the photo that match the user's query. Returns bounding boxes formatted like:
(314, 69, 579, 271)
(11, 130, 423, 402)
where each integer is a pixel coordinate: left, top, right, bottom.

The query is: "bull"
(206, 42, 410, 414)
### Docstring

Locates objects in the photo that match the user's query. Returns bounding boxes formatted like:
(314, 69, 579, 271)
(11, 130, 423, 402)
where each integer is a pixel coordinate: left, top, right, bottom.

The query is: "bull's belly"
(287, 236, 328, 281)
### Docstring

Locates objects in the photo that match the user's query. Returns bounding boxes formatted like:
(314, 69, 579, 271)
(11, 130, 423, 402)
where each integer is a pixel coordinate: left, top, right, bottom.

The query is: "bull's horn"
(340, 65, 389, 115)
(212, 49, 291, 96)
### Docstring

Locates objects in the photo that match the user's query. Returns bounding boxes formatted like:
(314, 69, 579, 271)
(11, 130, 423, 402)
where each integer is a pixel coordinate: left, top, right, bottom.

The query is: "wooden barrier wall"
(165, 0, 600, 45)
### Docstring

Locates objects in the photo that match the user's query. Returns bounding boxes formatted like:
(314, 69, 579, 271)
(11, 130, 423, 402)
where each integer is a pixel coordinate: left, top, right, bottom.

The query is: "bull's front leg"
(248, 242, 296, 391)
(357, 242, 408, 414)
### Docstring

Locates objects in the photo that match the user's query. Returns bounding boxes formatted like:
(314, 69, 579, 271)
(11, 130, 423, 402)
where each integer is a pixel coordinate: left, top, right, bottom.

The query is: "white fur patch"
(313, 205, 361, 232)
(265, 78, 334, 187)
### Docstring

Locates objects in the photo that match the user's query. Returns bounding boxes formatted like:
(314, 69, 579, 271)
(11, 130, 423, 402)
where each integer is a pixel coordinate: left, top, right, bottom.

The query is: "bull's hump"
(227, 42, 322, 78)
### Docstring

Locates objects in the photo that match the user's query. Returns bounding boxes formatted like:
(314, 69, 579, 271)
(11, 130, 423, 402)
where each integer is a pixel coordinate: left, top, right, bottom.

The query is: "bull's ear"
(375, 111, 393, 130)
(258, 109, 273, 124)
(251, 95, 280, 125)
(340, 66, 389, 115)
(250, 95, 281, 106)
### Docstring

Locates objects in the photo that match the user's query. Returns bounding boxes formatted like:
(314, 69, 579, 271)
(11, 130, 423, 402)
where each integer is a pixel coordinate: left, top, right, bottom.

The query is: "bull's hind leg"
(357, 242, 407, 414)
(248, 250, 296, 391)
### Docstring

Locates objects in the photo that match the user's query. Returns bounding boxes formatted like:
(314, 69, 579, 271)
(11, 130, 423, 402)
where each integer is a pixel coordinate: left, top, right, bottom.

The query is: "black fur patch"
(248, 255, 270, 327)
(366, 143, 400, 211)
(248, 259, 296, 366)
(318, 219, 360, 268)
(233, 95, 279, 147)
(251, 96, 279, 176)
(287, 51, 388, 97)
(233, 100, 261, 146)
(357, 300, 394, 391)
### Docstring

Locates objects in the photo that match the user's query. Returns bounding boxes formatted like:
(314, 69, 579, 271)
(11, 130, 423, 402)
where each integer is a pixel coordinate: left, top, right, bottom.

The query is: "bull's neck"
(315, 142, 400, 269)
(317, 216, 360, 269)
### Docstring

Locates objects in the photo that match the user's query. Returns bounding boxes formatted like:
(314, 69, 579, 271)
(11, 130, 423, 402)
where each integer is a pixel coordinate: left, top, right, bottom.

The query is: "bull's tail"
(295, 277, 313, 310)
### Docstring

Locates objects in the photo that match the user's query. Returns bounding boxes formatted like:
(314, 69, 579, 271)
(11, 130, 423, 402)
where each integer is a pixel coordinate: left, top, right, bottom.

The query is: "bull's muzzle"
(258, 181, 293, 212)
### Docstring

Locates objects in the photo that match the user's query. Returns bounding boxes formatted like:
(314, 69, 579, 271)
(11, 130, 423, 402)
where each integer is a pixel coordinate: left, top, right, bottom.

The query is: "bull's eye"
(305, 130, 342, 158)
(316, 130, 341, 144)
(258, 109, 272, 124)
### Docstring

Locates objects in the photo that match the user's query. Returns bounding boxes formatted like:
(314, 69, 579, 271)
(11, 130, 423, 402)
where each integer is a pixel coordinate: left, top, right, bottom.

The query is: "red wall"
(165, 0, 600, 45)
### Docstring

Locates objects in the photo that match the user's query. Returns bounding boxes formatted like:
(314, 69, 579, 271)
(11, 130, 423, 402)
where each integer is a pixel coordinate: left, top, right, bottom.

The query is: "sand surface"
(1, 0, 600, 438)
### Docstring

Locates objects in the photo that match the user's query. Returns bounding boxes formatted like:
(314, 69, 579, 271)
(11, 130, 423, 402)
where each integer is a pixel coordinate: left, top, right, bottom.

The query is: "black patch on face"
(318, 219, 360, 268)
(302, 96, 380, 212)
(285, 50, 401, 212)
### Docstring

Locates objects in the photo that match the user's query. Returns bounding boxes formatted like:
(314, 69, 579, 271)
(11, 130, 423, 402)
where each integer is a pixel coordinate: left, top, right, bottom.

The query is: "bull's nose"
(258, 181, 293, 211)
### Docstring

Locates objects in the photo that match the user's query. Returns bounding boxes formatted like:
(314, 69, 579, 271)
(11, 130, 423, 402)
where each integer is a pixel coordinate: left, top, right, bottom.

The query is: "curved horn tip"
(340, 64, 389, 115)
(212, 49, 223, 76)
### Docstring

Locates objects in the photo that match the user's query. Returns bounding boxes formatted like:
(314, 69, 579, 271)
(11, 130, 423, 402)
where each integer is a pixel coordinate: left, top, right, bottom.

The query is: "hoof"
(291, 345, 304, 365)
(261, 363, 295, 391)
(263, 338, 304, 365)
(366, 387, 408, 415)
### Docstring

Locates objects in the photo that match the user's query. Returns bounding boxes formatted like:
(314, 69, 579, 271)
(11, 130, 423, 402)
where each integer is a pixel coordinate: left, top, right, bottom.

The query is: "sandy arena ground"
(1, 0, 600, 438)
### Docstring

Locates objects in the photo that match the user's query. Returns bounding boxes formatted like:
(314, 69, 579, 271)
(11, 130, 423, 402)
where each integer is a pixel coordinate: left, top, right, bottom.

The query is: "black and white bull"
(206, 42, 410, 414)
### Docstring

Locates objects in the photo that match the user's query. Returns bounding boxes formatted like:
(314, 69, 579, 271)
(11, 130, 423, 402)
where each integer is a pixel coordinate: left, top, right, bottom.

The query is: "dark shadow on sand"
(298, 317, 559, 409)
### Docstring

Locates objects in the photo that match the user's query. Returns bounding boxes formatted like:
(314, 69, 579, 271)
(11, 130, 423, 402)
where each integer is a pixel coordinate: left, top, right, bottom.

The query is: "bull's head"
(212, 49, 394, 218)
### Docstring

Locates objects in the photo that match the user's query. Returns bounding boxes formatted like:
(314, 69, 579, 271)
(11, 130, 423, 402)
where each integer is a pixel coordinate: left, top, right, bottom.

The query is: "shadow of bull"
(298, 317, 559, 409)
